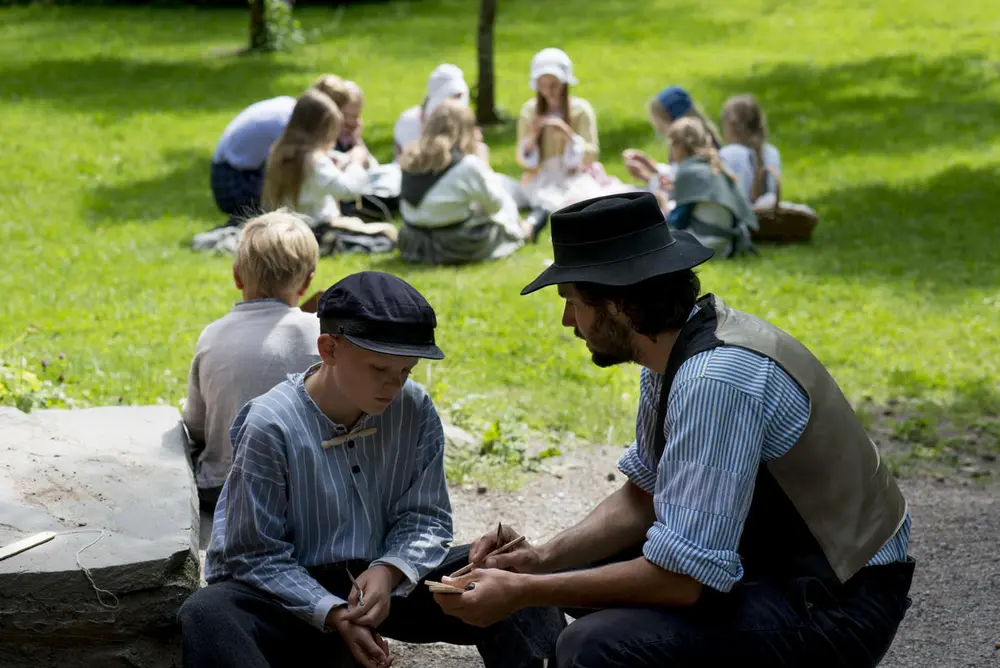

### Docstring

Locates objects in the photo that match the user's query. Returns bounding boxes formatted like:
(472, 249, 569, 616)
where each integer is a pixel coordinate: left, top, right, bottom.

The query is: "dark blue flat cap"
(317, 271, 444, 360)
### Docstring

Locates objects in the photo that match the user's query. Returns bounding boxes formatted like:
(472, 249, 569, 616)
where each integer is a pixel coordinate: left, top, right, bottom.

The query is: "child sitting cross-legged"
(182, 211, 321, 513)
(664, 117, 759, 258)
(178, 271, 564, 668)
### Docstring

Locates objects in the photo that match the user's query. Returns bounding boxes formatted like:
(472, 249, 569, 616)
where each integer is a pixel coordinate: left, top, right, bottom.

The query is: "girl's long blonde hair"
(262, 90, 342, 210)
(721, 94, 769, 200)
(649, 96, 724, 150)
(667, 117, 737, 184)
(398, 99, 479, 174)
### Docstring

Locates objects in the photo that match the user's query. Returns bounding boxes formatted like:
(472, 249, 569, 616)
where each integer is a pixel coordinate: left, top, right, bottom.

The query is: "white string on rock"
(57, 528, 120, 610)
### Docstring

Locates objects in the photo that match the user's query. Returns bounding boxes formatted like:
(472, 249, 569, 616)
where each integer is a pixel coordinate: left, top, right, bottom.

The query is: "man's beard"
(576, 308, 637, 368)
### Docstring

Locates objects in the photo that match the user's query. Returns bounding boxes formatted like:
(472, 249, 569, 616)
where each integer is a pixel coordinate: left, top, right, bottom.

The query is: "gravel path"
(387, 445, 1000, 668)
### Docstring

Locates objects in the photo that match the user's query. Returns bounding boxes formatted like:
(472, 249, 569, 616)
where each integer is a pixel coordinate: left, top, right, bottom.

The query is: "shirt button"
(351, 465, 361, 474)
(347, 441, 355, 449)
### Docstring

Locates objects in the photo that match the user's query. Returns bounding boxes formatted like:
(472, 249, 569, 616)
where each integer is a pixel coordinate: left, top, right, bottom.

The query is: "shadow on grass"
(2, 7, 235, 48)
(792, 163, 1000, 288)
(709, 54, 1000, 156)
(81, 132, 404, 225)
(1, 55, 310, 115)
(484, 0, 746, 53)
(84, 150, 216, 224)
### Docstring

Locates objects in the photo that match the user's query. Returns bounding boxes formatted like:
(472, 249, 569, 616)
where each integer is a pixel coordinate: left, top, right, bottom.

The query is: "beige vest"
(663, 296, 907, 583)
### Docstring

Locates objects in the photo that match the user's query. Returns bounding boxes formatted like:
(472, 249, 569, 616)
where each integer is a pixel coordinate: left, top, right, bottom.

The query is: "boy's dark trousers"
(178, 545, 564, 668)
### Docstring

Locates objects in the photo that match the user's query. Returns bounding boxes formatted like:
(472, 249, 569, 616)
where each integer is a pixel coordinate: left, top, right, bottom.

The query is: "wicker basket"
(750, 168, 818, 243)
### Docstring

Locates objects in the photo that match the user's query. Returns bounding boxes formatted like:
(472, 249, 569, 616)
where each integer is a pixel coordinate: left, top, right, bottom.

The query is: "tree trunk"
(249, 0, 268, 51)
(475, 0, 501, 125)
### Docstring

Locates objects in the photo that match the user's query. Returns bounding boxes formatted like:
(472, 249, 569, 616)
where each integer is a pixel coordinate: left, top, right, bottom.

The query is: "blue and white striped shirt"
(204, 365, 452, 630)
(619, 346, 911, 593)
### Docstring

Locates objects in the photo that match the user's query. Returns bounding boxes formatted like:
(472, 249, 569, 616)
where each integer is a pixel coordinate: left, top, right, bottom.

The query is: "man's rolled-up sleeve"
(641, 375, 766, 592)
(618, 369, 660, 493)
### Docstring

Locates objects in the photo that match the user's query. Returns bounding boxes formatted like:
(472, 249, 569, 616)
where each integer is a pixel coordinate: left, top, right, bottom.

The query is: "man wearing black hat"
(434, 193, 914, 667)
(179, 271, 563, 668)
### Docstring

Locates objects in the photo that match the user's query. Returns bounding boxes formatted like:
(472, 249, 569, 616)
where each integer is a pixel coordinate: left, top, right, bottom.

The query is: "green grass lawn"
(1, 0, 999, 465)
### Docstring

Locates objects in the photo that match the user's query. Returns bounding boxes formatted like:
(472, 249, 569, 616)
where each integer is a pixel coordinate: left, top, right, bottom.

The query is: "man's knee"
(555, 610, 686, 668)
(555, 615, 618, 668)
(178, 583, 234, 628)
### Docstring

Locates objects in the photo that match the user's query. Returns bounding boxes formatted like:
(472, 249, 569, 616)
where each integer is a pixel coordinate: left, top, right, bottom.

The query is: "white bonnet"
(424, 64, 470, 117)
(529, 48, 578, 90)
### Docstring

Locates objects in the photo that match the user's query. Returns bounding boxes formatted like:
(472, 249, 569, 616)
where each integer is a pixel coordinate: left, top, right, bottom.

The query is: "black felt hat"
(318, 271, 444, 360)
(520, 191, 714, 295)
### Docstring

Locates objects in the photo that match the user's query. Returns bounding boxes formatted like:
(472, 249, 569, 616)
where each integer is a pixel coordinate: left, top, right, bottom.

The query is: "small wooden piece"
(425, 581, 468, 594)
(0, 531, 57, 562)
(449, 534, 526, 578)
(323, 428, 378, 449)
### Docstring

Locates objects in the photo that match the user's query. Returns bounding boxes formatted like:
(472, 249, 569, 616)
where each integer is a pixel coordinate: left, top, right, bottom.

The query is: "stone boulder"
(0, 406, 200, 668)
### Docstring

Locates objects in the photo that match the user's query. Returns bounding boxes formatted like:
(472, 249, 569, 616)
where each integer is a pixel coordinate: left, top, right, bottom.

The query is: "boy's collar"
(234, 298, 291, 309)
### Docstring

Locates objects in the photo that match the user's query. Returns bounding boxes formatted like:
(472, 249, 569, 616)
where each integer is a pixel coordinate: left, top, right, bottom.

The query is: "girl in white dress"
(262, 90, 368, 222)
(515, 48, 632, 240)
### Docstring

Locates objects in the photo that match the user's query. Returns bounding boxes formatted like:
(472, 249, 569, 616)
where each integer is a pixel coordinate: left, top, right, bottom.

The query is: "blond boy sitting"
(183, 211, 321, 512)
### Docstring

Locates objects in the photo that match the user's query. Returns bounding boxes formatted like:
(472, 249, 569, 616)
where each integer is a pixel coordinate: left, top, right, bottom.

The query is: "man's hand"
(327, 607, 393, 668)
(342, 564, 399, 628)
(468, 524, 547, 574)
(433, 569, 525, 628)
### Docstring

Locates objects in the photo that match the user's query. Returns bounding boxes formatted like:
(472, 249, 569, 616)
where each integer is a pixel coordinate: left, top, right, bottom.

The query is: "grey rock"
(0, 406, 200, 668)
(443, 422, 478, 450)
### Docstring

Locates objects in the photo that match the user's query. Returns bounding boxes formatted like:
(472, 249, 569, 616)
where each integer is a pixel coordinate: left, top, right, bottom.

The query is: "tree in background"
(248, 0, 304, 52)
(249, 0, 267, 50)
(475, 0, 501, 125)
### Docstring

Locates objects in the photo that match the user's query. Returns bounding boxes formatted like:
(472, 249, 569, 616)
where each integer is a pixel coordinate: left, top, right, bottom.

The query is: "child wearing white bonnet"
(515, 47, 633, 240)
(393, 64, 471, 157)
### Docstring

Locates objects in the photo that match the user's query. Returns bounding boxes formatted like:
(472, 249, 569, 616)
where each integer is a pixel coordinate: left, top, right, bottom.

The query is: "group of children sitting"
(180, 211, 564, 667)
(205, 47, 785, 264)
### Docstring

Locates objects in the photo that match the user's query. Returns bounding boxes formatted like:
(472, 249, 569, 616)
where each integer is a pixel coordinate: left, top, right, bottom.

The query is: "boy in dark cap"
(179, 271, 562, 668)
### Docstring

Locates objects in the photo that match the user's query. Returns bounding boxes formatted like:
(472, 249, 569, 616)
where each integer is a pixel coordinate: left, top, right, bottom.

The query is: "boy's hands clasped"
(328, 564, 403, 668)
(326, 607, 392, 668)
